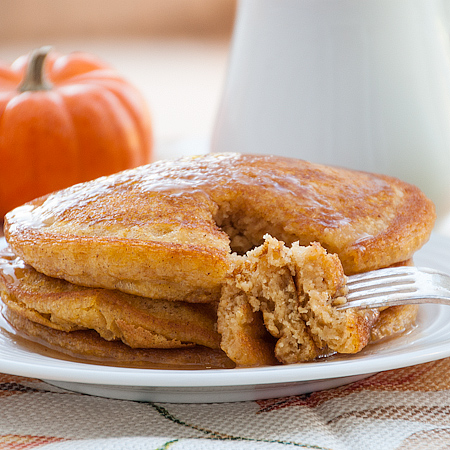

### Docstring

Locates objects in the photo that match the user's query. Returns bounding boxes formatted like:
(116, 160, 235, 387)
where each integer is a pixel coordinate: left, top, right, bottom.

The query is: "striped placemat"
(1, 357, 450, 449)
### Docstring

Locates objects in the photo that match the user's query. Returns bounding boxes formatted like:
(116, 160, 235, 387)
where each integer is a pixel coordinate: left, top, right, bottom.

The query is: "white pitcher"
(212, 0, 450, 217)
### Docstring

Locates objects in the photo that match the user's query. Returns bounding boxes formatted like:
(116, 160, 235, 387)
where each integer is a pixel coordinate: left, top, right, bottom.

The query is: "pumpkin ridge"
(92, 78, 152, 165)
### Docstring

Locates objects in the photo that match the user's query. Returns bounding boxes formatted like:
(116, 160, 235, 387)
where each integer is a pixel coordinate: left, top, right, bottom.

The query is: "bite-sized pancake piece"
(0, 247, 220, 349)
(216, 268, 279, 367)
(4, 153, 435, 302)
(218, 236, 416, 366)
(2, 307, 235, 370)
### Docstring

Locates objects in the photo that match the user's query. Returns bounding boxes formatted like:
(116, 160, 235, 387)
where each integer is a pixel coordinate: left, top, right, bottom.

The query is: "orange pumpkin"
(0, 46, 153, 218)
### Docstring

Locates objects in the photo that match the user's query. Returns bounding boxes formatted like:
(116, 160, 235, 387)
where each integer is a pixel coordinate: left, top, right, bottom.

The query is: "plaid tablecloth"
(1, 357, 450, 450)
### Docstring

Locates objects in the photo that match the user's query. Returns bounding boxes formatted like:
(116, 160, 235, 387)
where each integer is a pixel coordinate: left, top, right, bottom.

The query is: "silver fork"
(336, 266, 450, 310)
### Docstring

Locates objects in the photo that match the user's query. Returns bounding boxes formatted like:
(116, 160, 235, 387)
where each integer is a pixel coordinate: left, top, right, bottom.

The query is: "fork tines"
(337, 266, 434, 310)
(347, 267, 418, 296)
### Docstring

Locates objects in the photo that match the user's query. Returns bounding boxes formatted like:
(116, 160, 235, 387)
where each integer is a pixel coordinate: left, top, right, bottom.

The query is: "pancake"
(0, 246, 220, 350)
(2, 307, 235, 369)
(4, 153, 436, 303)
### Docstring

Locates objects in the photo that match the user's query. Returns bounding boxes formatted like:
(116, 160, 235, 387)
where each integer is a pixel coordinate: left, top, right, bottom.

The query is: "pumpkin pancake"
(0, 246, 220, 350)
(4, 153, 435, 303)
(2, 307, 234, 369)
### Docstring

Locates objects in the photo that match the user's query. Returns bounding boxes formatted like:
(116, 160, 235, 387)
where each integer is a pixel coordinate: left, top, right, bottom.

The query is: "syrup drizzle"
(5, 153, 391, 236)
(0, 246, 27, 285)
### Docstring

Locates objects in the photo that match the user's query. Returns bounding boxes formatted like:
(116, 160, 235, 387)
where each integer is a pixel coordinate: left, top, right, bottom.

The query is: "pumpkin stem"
(18, 46, 53, 92)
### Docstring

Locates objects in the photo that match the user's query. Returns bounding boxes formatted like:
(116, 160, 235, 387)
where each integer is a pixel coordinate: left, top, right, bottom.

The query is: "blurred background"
(0, 0, 237, 159)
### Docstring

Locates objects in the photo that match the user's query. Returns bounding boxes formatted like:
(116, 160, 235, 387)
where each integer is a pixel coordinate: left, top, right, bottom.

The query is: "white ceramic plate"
(1, 234, 450, 403)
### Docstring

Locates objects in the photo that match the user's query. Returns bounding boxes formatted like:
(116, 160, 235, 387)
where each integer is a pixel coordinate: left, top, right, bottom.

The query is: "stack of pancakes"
(0, 153, 435, 368)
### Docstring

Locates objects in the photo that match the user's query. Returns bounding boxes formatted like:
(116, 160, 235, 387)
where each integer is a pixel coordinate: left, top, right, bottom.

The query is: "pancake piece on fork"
(218, 235, 419, 366)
